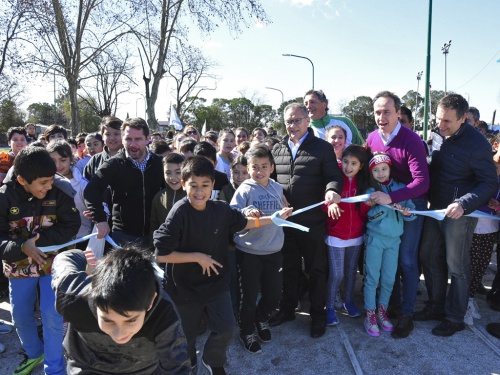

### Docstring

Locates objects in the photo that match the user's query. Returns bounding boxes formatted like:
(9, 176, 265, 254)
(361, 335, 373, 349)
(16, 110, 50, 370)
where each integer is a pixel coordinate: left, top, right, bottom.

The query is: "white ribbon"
(383, 204, 500, 221)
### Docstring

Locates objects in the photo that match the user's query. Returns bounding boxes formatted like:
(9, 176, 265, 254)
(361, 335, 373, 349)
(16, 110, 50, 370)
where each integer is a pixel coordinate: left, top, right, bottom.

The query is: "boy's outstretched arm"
(155, 252, 223, 277)
(244, 207, 293, 229)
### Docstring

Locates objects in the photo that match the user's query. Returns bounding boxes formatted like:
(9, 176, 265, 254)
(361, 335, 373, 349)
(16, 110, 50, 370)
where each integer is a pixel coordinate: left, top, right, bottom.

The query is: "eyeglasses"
(186, 130, 197, 135)
(285, 118, 306, 125)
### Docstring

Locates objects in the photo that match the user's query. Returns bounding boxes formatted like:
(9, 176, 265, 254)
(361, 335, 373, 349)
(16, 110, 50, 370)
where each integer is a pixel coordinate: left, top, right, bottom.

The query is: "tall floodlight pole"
(442, 40, 452, 95)
(265, 87, 284, 105)
(282, 54, 314, 89)
(423, 0, 433, 141)
(415, 71, 423, 127)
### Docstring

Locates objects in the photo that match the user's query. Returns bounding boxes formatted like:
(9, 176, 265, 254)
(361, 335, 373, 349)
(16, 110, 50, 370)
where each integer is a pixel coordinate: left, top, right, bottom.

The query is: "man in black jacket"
(270, 103, 343, 338)
(415, 94, 497, 336)
(84, 118, 164, 246)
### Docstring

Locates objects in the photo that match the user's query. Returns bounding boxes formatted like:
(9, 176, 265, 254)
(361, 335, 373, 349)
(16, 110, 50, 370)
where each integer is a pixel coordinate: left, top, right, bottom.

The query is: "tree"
(79, 48, 136, 117)
(24, 0, 133, 134)
(27, 102, 58, 124)
(0, 0, 31, 77)
(341, 96, 376, 133)
(132, 0, 270, 129)
(166, 42, 218, 122)
(0, 99, 25, 132)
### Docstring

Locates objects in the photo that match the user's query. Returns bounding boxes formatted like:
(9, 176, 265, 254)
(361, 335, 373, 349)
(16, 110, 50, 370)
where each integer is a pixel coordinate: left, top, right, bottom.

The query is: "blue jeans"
(364, 234, 400, 311)
(10, 275, 64, 375)
(326, 245, 362, 308)
(390, 198, 427, 315)
(420, 215, 477, 323)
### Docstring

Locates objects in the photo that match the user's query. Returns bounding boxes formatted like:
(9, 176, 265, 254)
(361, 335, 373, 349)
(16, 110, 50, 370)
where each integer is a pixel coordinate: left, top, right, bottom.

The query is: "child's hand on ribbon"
(277, 207, 293, 220)
(325, 190, 341, 204)
(393, 203, 412, 217)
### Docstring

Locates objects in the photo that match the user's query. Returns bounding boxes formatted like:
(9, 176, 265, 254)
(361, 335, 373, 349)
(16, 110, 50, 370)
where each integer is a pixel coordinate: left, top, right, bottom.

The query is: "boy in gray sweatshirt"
(230, 146, 287, 355)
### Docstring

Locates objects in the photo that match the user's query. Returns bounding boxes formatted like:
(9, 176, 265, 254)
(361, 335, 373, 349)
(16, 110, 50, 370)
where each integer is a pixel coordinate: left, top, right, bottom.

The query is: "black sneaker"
(239, 333, 262, 354)
(431, 319, 465, 337)
(268, 310, 295, 327)
(413, 307, 445, 321)
(391, 315, 414, 339)
(255, 321, 271, 342)
(202, 358, 227, 375)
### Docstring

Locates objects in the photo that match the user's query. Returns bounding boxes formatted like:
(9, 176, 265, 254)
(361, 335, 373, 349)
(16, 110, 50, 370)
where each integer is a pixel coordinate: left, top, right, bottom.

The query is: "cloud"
(281, 0, 343, 19)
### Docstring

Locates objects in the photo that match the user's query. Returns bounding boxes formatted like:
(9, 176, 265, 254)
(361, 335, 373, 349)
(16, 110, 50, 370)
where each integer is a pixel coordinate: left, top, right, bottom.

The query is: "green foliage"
(0, 99, 24, 133)
(341, 96, 376, 133)
(185, 96, 280, 133)
(27, 102, 62, 125)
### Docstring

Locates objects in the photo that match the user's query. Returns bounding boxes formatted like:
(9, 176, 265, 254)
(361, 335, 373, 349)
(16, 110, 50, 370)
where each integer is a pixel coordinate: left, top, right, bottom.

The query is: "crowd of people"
(0, 89, 499, 375)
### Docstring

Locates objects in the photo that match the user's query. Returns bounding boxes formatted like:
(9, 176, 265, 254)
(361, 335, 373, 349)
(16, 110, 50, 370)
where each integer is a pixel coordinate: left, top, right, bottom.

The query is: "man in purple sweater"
(366, 91, 429, 338)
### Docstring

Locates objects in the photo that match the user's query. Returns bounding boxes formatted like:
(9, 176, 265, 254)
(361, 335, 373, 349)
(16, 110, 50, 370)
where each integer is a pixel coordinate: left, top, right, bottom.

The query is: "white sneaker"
(464, 305, 474, 326)
(468, 299, 481, 319)
(364, 309, 380, 337)
(377, 304, 394, 332)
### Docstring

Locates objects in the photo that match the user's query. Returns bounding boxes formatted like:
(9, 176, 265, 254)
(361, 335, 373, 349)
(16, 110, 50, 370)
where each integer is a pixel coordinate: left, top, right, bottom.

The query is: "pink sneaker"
(364, 309, 380, 337)
(377, 304, 394, 332)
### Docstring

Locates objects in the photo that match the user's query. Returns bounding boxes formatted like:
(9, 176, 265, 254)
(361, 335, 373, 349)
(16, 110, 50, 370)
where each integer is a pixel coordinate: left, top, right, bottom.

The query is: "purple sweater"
(367, 125, 429, 203)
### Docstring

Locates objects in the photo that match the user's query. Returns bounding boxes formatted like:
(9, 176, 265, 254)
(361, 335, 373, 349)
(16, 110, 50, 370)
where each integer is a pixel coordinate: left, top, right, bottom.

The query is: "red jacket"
(323, 174, 369, 240)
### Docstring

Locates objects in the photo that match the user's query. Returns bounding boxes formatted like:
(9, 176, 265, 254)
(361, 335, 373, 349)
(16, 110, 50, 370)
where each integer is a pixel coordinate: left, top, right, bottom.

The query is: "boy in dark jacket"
(154, 156, 292, 375)
(0, 146, 80, 375)
(51, 248, 191, 375)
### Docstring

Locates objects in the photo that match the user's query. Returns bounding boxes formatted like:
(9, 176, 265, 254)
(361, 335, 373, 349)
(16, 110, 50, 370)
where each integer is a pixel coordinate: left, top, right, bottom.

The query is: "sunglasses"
(186, 130, 197, 135)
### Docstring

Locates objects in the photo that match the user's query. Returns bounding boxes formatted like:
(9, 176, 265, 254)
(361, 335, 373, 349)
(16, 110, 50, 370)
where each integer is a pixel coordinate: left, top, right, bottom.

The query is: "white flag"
(201, 120, 207, 136)
(170, 105, 183, 131)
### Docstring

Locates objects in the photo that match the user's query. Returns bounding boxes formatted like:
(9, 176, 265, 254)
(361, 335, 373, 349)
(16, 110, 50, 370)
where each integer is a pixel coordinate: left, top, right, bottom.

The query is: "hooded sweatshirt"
(52, 250, 191, 375)
(230, 178, 284, 255)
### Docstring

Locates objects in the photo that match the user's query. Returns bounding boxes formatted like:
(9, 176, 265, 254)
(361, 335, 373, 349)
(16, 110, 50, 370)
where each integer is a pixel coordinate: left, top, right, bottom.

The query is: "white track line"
(337, 325, 364, 375)
(468, 325, 500, 357)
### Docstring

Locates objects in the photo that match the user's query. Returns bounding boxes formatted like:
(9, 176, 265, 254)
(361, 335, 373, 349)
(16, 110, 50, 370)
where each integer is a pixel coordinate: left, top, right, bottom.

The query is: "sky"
(24, 0, 500, 125)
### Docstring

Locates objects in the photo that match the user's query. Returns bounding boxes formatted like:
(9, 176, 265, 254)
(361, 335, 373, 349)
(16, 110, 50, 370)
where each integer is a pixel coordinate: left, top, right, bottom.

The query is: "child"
(76, 132, 104, 173)
(51, 247, 191, 374)
(363, 152, 415, 337)
(7, 127, 29, 157)
(220, 156, 249, 203)
(179, 138, 198, 159)
(193, 141, 229, 200)
(154, 156, 292, 374)
(0, 127, 29, 185)
(230, 146, 286, 354)
(43, 125, 68, 142)
(84, 116, 123, 180)
(0, 146, 80, 374)
(149, 152, 187, 249)
(47, 140, 92, 242)
(216, 129, 236, 180)
(201, 131, 219, 151)
(251, 127, 267, 142)
(324, 145, 372, 325)
(325, 125, 349, 163)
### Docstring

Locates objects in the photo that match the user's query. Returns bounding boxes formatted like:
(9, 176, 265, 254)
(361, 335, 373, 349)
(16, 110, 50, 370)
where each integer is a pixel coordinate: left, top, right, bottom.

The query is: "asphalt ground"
(1, 257, 499, 375)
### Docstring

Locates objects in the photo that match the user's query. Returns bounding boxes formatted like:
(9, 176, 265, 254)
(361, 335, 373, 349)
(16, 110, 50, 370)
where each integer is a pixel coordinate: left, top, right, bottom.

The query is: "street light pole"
(442, 40, 452, 95)
(415, 71, 423, 127)
(265, 87, 284, 106)
(282, 54, 314, 89)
